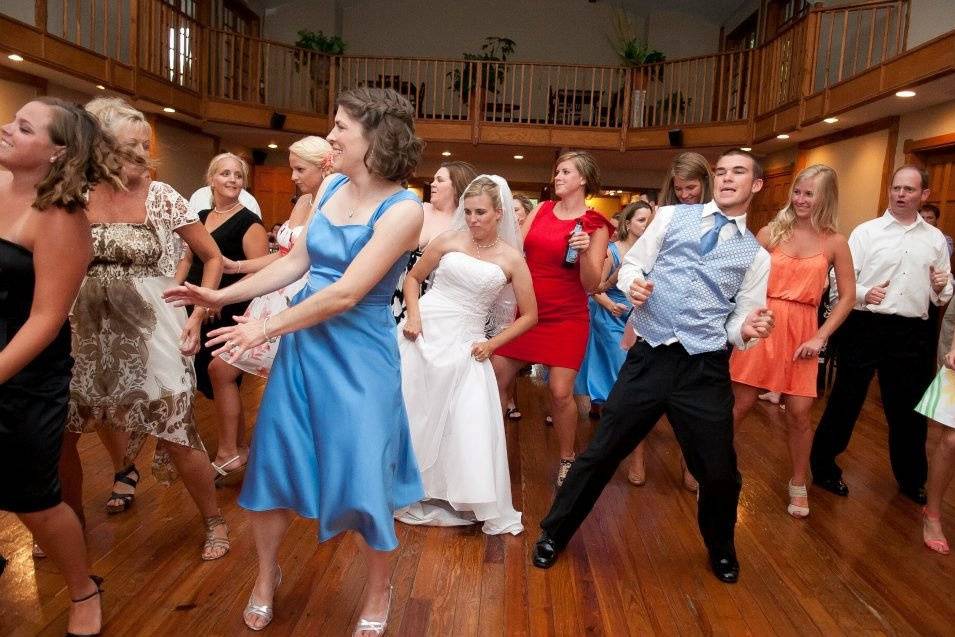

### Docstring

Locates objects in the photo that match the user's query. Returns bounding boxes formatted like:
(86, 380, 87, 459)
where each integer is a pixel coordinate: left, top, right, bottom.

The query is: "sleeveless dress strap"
(366, 188, 420, 228)
(317, 174, 349, 210)
(609, 242, 622, 268)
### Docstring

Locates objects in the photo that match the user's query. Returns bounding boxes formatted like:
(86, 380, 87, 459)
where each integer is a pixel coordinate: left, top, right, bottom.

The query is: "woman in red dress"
(493, 151, 612, 486)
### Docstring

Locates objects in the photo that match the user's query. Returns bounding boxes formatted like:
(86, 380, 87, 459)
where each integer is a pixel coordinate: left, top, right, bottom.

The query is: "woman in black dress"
(177, 153, 268, 401)
(0, 97, 124, 636)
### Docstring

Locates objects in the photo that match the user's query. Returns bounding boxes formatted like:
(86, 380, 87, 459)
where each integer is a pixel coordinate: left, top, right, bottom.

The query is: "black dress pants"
(810, 310, 934, 491)
(541, 341, 741, 557)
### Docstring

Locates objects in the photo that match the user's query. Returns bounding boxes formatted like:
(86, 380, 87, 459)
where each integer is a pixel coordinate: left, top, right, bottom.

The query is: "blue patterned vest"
(631, 204, 760, 355)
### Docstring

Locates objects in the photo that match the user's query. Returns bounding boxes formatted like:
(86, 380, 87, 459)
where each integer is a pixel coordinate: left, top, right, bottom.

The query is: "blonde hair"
(767, 164, 839, 247)
(205, 152, 249, 207)
(84, 96, 150, 174)
(659, 152, 714, 206)
(288, 135, 332, 166)
(616, 201, 653, 241)
(461, 176, 501, 208)
(555, 150, 601, 197)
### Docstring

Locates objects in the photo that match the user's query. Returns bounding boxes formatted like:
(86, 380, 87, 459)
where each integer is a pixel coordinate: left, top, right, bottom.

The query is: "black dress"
(187, 208, 263, 398)
(0, 238, 73, 513)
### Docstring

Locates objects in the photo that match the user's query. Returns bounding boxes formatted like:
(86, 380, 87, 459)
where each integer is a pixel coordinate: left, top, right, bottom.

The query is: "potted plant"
(608, 8, 665, 127)
(447, 36, 517, 111)
(294, 29, 347, 57)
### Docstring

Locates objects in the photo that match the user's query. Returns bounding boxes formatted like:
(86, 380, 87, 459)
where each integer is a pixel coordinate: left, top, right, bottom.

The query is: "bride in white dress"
(396, 175, 537, 534)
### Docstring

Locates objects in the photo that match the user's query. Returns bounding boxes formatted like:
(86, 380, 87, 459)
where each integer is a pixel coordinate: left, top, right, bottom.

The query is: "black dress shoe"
(532, 533, 560, 569)
(813, 476, 849, 497)
(900, 486, 928, 505)
(709, 554, 740, 584)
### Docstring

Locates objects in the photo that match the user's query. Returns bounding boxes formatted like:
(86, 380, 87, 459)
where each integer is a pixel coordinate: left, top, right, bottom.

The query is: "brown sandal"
(201, 514, 230, 561)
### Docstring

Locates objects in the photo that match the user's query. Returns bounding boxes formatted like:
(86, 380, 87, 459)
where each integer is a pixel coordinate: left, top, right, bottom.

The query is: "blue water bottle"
(563, 221, 584, 267)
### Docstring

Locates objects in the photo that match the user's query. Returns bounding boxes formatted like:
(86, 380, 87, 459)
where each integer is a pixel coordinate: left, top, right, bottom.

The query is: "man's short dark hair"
(717, 149, 764, 180)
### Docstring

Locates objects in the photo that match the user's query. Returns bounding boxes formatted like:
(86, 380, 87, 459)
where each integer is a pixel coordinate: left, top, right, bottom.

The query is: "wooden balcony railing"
(46, 0, 132, 63)
(811, 0, 909, 92)
(138, 0, 200, 91)
(0, 0, 922, 143)
(206, 29, 331, 113)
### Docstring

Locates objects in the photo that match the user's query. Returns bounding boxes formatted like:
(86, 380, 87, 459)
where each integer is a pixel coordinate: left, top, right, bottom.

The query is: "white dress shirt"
(840, 210, 952, 318)
(187, 187, 262, 218)
(617, 200, 770, 350)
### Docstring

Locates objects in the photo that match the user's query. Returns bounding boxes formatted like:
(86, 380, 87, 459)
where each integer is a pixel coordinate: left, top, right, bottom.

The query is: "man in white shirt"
(533, 150, 774, 584)
(810, 166, 952, 504)
(187, 186, 261, 218)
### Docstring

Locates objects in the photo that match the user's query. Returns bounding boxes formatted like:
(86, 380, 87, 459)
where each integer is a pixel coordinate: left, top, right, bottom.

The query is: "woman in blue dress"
(164, 88, 425, 636)
(574, 202, 651, 481)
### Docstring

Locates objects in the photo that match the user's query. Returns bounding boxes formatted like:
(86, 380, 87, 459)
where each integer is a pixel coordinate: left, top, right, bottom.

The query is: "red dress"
(497, 201, 614, 370)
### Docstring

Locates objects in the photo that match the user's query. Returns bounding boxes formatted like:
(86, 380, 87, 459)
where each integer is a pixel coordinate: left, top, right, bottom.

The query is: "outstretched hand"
(163, 281, 224, 311)
(206, 315, 266, 362)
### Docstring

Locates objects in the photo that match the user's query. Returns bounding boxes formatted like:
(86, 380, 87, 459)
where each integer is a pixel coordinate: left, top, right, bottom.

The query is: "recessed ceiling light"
(740, 147, 752, 151)
(95, 84, 106, 90)
(7, 54, 24, 62)
(823, 117, 839, 124)
(267, 143, 278, 149)
(163, 107, 176, 113)
(776, 133, 790, 140)
(895, 90, 916, 98)
(513, 154, 524, 160)
(441, 150, 451, 157)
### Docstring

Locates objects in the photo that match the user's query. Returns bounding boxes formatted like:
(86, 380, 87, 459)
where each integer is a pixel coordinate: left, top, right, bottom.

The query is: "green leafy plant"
(447, 36, 517, 104)
(295, 29, 346, 56)
(608, 7, 665, 67)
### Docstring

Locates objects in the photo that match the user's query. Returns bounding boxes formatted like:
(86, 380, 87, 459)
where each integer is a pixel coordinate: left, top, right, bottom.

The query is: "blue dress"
(574, 243, 633, 403)
(238, 174, 424, 551)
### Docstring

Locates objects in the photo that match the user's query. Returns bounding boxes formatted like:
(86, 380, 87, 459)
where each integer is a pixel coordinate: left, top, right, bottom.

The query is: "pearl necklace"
(473, 236, 499, 250)
(212, 201, 241, 215)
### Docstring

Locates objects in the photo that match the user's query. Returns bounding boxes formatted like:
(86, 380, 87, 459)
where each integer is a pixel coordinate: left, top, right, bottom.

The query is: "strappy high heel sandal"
(105, 464, 139, 514)
(201, 514, 230, 561)
(65, 575, 103, 637)
(243, 565, 283, 631)
(211, 455, 246, 486)
(353, 585, 393, 636)
(787, 480, 810, 518)
(923, 507, 950, 555)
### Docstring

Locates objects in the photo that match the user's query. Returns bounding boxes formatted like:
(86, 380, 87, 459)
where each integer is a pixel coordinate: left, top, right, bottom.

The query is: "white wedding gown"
(396, 252, 523, 535)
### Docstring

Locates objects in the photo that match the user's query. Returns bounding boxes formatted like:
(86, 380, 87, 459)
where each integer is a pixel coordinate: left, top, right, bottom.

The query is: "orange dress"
(730, 246, 829, 397)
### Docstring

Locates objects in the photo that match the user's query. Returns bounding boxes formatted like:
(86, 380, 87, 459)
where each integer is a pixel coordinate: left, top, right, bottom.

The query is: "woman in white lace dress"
(205, 136, 333, 482)
(396, 175, 537, 534)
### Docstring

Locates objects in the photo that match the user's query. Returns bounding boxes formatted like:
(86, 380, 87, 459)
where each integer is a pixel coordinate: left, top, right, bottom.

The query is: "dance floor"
(1, 375, 953, 636)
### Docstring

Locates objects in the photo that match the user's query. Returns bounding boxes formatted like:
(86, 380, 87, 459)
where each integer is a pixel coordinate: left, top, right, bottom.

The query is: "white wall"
(905, 0, 955, 48)
(261, 0, 722, 65)
(801, 129, 890, 233)
(895, 100, 955, 167)
(0, 0, 36, 25)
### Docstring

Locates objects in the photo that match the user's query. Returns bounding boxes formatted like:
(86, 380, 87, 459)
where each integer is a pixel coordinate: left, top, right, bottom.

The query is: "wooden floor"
(1, 375, 953, 636)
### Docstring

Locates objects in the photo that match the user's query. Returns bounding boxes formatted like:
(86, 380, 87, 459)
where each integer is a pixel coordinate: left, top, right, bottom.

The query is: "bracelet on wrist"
(262, 316, 278, 344)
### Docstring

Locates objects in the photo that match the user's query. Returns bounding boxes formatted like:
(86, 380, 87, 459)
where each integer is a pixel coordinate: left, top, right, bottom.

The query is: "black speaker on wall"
(270, 112, 287, 130)
(668, 129, 684, 148)
(251, 149, 267, 165)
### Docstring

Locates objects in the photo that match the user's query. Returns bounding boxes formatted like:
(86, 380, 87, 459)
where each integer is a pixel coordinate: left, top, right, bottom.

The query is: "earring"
(50, 156, 56, 163)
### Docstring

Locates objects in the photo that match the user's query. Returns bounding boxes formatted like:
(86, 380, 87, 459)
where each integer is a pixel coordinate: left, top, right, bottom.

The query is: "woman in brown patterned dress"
(59, 98, 231, 561)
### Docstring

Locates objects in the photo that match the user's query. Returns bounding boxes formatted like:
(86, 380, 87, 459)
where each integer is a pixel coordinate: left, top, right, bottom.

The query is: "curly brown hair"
(336, 87, 424, 182)
(32, 97, 125, 214)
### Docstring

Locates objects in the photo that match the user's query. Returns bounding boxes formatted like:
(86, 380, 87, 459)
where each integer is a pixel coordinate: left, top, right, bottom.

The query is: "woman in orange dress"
(729, 164, 855, 518)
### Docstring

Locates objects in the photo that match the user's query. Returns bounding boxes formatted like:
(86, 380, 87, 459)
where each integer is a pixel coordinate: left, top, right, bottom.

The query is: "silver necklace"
(212, 201, 241, 214)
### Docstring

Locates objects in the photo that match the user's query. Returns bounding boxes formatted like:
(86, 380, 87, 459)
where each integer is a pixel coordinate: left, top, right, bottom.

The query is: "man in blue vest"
(532, 149, 773, 583)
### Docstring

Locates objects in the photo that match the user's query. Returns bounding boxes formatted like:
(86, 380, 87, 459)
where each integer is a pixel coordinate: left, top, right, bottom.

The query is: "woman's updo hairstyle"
(336, 87, 424, 182)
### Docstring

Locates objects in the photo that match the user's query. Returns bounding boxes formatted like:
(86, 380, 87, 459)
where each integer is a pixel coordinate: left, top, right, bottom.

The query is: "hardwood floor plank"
(2, 376, 953, 636)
